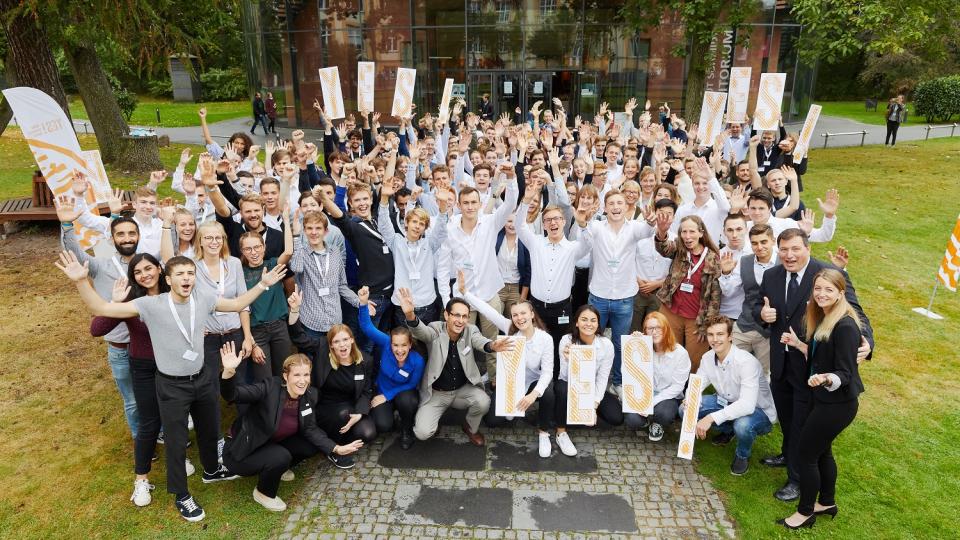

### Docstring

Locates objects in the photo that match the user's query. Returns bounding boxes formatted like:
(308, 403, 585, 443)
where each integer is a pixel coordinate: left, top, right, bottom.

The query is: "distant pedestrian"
(265, 92, 277, 134)
(252, 92, 269, 136)
(884, 95, 905, 146)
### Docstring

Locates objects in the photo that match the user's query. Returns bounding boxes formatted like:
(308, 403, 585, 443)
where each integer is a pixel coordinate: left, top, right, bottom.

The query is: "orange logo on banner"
(320, 69, 343, 118)
(567, 347, 596, 424)
(755, 77, 784, 127)
(623, 338, 653, 413)
(394, 71, 414, 117)
(681, 376, 702, 434)
(702, 93, 726, 142)
(500, 338, 525, 414)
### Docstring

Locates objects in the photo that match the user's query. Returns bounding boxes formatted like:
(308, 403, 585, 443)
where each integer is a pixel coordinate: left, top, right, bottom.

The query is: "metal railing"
(72, 120, 91, 135)
(924, 123, 959, 140)
(821, 130, 868, 148)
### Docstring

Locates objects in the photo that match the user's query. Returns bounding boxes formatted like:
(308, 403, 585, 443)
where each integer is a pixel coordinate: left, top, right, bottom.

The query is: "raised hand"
(198, 107, 207, 120)
(160, 198, 176, 225)
(108, 188, 125, 215)
(358, 285, 370, 306)
(111, 277, 131, 302)
(488, 337, 515, 353)
(719, 251, 738, 275)
(398, 287, 416, 318)
(655, 209, 672, 237)
(760, 296, 777, 323)
(798, 209, 815, 235)
(780, 164, 797, 182)
(220, 341, 243, 372)
(817, 188, 840, 218)
(70, 170, 89, 197)
(179, 148, 192, 166)
(287, 285, 302, 312)
(260, 263, 287, 287)
(149, 170, 168, 186)
(55, 250, 89, 282)
(728, 185, 748, 213)
(198, 153, 221, 188)
(55, 195, 82, 223)
(624, 97, 637, 115)
(828, 246, 849, 270)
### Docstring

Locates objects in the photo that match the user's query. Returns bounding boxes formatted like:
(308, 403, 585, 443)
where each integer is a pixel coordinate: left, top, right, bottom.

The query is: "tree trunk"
(0, 0, 71, 136)
(683, 39, 711, 123)
(63, 43, 162, 172)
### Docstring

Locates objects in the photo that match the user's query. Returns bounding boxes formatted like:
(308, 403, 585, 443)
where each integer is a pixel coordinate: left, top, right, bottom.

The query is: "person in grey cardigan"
(397, 288, 512, 446)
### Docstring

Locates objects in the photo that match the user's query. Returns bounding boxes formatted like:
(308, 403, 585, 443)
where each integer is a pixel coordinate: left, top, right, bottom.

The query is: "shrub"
(146, 78, 173, 98)
(200, 68, 247, 101)
(913, 75, 960, 123)
(106, 73, 138, 122)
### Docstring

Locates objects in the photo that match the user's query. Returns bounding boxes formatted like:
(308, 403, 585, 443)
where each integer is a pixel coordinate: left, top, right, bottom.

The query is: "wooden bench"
(0, 171, 134, 225)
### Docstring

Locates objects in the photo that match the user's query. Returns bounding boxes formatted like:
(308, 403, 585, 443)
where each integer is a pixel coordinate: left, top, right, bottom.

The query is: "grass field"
(0, 136, 958, 538)
(818, 101, 917, 126)
(68, 96, 250, 128)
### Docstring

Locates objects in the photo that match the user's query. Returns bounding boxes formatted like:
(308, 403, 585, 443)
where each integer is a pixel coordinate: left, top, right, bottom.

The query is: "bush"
(146, 78, 173, 98)
(106, 73, 138, 122)
(200, 67, 247, 101)
(913, 75, 960, 123)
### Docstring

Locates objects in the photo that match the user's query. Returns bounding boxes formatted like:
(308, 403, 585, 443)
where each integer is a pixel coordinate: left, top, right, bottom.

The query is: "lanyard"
(762, 146, 773, 161)
(111, 256, 124, 276)
(313, 251, 331, 280)
(167, 294, 195, 349)
(357, 220, 384, 242)
(216, 259, 226, 297)
(407, 242, 422, 268)
(686, 250, 707, 281)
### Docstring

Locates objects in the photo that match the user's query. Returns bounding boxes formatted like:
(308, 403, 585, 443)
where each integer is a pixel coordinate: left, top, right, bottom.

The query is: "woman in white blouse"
(458, 274, 555, 458)
(552, 305, 615, 457)
(598, 311, 691, 442)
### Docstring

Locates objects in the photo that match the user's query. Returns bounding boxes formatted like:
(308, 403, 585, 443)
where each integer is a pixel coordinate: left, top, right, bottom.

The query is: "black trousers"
(797, 399, 858, 515)
(370, 389, 421, 433)
(484, 381, 554, 430)
(155, 366, 221, 497)
(770, 364, 814, 483)
(203, 329, 244, 391)
(222, 434, 320, 498)
(530, 295, 572, 381)
(571, 267, 590, 313)
(885, 120, 900, 145)
(315, 401, 377, 444)
(251, 318, 292, 378)
(597, 393, 680, 429)
(129, 357, 161, 475)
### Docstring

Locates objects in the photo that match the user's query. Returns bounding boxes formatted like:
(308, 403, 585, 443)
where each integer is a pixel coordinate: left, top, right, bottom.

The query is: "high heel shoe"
(814, 506, 838, 519)
(776, 514, 816, 530)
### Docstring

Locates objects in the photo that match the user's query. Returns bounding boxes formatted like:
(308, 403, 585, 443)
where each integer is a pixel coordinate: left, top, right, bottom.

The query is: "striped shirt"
(290, 239, 358, 333)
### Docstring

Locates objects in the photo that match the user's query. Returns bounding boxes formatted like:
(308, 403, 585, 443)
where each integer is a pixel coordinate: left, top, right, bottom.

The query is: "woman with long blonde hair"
(778, 269, 864, 529)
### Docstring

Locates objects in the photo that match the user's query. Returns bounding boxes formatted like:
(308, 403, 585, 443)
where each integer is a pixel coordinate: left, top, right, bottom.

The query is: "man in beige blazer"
(398, 288, 511, 446)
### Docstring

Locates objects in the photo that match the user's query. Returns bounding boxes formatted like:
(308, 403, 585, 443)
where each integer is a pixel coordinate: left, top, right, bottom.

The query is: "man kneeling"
(687, 316, 777, 475)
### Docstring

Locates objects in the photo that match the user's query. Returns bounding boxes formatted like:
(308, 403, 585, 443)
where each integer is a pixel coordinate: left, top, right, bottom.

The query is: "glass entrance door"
(495, 72, 522, 121)
(468, 73, 493, 119)
(525, 72, 552, 112)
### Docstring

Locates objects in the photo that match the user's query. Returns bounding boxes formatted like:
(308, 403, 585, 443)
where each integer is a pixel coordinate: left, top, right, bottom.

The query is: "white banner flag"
(621, 335, 655, 415)
(753, 73, 786, 131)
(318, 66, 345, 120)
(357, 62, 375, 112)
(677, 374, 704, 460)
(392, 67, 416, 117)
(495, 336, 527, 417)
(726, 67, 752, 124)
(792, 104, 822, 162)
(81, 150, 112, 205)
(566, 345, 597, 426)
(2, 86, 103, 248)
(437, 78, 454, 123)
(697, 91, 727, 145)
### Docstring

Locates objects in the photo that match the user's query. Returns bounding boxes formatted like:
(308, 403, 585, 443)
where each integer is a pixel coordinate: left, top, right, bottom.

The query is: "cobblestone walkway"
(277, 423, 735, 539)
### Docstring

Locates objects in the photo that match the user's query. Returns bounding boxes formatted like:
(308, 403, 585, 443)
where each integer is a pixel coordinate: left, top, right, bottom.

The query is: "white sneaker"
(130, 479, 154, 507)
(185, 458, 196, 477)
(556, 432, 578, 456)
(187, 414, 194, 431)
(538, 433, 552, 458)
(280, 469, 295, 482)
(253, 488, 287, 512)
(648, 422, 664, 442)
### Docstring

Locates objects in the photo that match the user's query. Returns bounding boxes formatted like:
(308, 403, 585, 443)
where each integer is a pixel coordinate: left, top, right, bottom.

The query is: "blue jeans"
(696, 394, 773, 459)
(107, 344, 139, 438)
(251, 114, 269, 135)
(588, 294, 634, 385)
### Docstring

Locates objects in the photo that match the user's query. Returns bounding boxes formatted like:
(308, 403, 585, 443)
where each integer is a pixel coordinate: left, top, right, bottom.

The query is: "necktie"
(787, 272, 799, 306)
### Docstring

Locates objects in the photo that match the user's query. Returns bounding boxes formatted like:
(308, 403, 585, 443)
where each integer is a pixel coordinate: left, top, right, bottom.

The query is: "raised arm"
(460, 276, 510, 333)
(198, 107, 214, 146)
(55, 251, 139, 318)
(215, 264, 286, 312)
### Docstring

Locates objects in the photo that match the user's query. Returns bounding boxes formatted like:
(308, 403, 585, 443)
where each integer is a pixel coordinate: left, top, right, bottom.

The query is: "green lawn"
(818, 100, 916, 126)
(68, 96, 251, 128)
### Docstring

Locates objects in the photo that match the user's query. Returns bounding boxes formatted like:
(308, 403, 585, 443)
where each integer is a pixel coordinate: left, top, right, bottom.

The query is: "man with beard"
(56, 198, 142, 439)
(203, 163, 285, 260)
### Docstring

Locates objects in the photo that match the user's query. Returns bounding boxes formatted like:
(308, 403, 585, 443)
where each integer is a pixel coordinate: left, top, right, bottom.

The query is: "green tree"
(619, 0, 759, 121)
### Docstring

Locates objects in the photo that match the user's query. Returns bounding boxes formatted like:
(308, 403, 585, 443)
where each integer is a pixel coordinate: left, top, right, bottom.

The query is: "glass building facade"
(241, 0, 815, 129)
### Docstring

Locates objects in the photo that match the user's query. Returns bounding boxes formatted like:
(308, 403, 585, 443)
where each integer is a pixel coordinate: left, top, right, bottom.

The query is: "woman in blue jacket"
(358, 286, 425, 450)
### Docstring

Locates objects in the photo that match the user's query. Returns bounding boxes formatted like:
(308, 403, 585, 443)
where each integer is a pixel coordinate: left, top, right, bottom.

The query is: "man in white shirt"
(632, 199, 676, 331)
(673, 157, 731, 243)
(79, 185, 163, 258)
(735, 189, 838, 243)
(723, 122, 751, 164)
(574, 190, 654, 387)
(717, 214, 749, 320)
(688, 316, 776, 476)
(727, 223, 777, 374)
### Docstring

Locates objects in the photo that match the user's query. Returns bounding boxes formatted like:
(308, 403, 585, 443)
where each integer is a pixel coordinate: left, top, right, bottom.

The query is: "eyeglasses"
(202, 236, 224, 243)
(446, 312, 470, 321)
(241, 245, 264, 253)
(643, 326, 664, 334)
(542, 216, 564, 224)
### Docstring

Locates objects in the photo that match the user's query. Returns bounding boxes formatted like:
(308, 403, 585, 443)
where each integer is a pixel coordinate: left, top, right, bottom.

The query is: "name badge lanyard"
(357, 220, 386, 243)
(685, 250, 707, 283)
(407, 243, 422, 279)
(314, 250, 331, 282)
(762, 146, 773, 163)
(167, 294, 196, 350)
(216, 259, 227, 297)
(111, 256, 124, 276)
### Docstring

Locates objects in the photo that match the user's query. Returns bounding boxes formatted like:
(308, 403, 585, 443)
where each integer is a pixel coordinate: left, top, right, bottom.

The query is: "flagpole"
(913, 277, 945, 320)
(925, 279, 940, 314)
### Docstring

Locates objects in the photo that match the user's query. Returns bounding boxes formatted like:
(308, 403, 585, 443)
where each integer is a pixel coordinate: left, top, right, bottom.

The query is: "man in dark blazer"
(751, 228, 874, 501)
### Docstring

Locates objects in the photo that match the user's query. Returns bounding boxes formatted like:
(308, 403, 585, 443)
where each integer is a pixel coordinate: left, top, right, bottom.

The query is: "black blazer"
(220, 375, 335, 461)
(288, 320, 376, 414)
(753, 257, 874, 381)
(809, 315, 865, 403)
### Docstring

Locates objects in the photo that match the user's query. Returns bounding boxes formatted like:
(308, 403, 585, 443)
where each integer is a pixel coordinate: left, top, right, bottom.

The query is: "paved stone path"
(277, 422, 735, 540)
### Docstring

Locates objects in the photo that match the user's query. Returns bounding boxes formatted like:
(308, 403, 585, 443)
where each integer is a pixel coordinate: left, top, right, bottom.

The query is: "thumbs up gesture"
(760, 296, 778, 323)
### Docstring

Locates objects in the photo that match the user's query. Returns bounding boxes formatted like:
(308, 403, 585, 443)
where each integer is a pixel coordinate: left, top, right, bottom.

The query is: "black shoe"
(155, 433, 190, 448)
(774, 481, 801, 502)
(327, 453, 355, 469)
(201, 465, 240, 484)
(730, 456, 749, 476)
(776, 514, 816, 530)
(761, 453, 787, 467)
(815, 506, 838, 519)
(175, 494, 205, 522)
(399, 430, 415, 450)
(712, 432, 734, 446)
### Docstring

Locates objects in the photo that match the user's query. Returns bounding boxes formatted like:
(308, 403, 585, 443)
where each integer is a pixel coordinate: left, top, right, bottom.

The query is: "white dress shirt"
(557, 334, 615, 405)
(378, 204, 448, 308)
(652, 346, 692, 407)
(749, 215, 837, 244)
(497, 238, 521, 285)
(636, 234, 674, 282)
(579, 219, 654, 299)
(696, 345, 777, 424)
(517, 203, 591, 303)
(673, 177, 731, 243)
(717, 246, 746, 319)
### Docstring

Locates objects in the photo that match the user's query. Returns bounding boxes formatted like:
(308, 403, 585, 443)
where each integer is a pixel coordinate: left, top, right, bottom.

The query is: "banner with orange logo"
(495, 336, 527, 417)
(392, 67, 416, 118)
(567, 345, 598, 425)
(357, 62, 375, 112)
(752, 73, 786, 131)
(677, 373, 703, 460)
(621, 335, 655, 415)
(792, 104, 822, 162)
(318, 67, 345, 120)
(697, 91, 727, 145)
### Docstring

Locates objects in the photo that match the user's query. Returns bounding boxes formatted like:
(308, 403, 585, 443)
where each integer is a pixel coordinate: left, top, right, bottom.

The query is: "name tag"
(301, 407, 313, 416)
(318, 287, 331, 296)
(607, 258, 620, 269)
(354, 374, 364, 381)
(409, 271, 421, 281)
(679, 282, 694, 293)
(382, 245, 390, 254)
(557, 315, 570, 325)
(757, 166, 765, 172)
(717, 396, 729, 407)
(398, 369, 410, 378)
(462, 261, 475, 271)
(182, 350, 199, 362)
(763, 160, 771, 166)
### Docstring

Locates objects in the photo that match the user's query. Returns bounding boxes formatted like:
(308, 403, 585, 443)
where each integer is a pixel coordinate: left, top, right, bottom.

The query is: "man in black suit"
(478, 93, 494, 121)
(752, 228, 874, 501)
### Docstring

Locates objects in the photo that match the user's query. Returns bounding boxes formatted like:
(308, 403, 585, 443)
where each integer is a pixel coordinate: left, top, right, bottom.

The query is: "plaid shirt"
(290, 239, 358, 333)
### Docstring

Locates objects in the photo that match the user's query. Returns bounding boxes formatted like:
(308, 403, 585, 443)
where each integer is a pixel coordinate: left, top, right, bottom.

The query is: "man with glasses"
(204, 171, 285, 260)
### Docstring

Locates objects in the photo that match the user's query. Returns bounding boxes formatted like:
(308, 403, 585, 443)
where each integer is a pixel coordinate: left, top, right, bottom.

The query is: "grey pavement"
(275, 423, 736, 540)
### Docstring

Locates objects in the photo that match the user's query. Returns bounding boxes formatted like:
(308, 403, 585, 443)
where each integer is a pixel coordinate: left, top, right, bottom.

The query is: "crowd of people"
(54, 94, 873, 530)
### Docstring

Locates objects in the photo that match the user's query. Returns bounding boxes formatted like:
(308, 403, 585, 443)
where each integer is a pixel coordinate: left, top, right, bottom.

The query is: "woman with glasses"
(194, 221, 257, 384)
(241, 205, 296, 378)
(598, 311, 690, 441)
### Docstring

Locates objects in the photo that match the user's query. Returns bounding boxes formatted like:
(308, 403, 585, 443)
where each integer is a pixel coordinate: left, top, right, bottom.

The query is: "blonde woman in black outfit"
(777, 268, 864, 530)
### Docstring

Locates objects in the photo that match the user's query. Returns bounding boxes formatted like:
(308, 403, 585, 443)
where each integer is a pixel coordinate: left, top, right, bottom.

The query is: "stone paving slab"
(488, 440, 597, 474)
(379, 436, 486, 471)
(277, 425, 736, 539)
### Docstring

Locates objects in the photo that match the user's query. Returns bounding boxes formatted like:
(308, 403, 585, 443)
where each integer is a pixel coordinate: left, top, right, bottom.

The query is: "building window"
(540, 0, 556, 15)
(349, 28, 362, 48)
(469, 0, 480, 13)
(497, 1, 510, 23)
